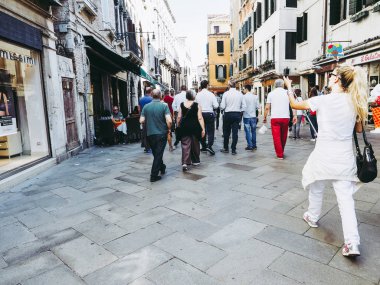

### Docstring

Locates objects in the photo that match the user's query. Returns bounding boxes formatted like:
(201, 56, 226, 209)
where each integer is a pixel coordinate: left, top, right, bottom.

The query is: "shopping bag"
(258, 124, 268, 135)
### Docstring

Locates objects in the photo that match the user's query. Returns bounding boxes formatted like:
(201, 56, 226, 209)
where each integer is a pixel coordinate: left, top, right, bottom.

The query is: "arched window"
(218, 65, 224, 79)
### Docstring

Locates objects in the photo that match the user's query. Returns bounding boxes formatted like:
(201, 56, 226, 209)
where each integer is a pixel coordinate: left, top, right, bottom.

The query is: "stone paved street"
(1, 125, 380, 285)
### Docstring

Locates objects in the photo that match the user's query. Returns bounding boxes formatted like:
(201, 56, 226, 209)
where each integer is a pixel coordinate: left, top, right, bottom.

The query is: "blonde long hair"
(336, 64, 368, 122)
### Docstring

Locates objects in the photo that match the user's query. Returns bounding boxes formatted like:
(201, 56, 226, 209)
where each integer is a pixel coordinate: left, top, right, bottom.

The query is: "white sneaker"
(310, 138, 316, 142)
(342, 243, 360, 257)
(303, 212, 318, 228)
(192, 162, 200, 166)
(182, 164, 188, 171)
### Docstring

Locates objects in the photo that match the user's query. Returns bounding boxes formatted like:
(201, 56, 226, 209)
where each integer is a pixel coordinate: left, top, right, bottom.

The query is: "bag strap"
(361, 123, 371, 146)
(353, 127, 362, 157)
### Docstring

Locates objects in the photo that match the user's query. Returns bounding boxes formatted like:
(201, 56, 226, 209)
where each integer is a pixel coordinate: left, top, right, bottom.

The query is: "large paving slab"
(206, 239, 284, 284)
(154, 232, 226, 271)
(269, 252, 374, 285)
(0, 222, 37, 253)
(147, 258, 220, 285)
(84, 245, 172, 285)
(52, 236, 117, 277)
(21, 265, 86, 285)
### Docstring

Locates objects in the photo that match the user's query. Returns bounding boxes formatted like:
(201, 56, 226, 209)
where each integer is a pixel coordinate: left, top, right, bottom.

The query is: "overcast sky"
(167, 0, 229, 68)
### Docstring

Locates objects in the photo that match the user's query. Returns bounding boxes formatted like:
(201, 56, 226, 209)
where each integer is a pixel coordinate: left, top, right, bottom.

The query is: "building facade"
(0, 0, 67, 179)
(207, 14, 231, 94)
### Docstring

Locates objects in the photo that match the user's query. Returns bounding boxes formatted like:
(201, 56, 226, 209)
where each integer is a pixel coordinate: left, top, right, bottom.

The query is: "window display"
(0, 40, 49, 175)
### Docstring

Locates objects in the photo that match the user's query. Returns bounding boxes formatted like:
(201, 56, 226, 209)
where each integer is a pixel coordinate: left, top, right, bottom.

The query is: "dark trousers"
(223, 112, 241, 151)
(309, 115, 318, 139)
(181, 135, 200, 165)
(147, 134, 167, 177)
(201, 112, 215, 148)
(141, 124, 150, 150)
(216, 109, 220, 130)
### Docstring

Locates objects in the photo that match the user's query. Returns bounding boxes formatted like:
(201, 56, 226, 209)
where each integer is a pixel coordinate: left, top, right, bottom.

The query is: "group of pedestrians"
(139, 63, 372, 257)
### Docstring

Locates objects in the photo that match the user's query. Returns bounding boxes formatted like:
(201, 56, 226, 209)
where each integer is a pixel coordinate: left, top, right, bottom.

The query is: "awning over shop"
(140, 67, 155, 85)
(84, 36, 140, 75)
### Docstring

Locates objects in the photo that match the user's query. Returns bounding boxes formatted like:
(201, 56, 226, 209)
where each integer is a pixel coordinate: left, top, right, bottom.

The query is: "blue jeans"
(243, 117, 257, 148)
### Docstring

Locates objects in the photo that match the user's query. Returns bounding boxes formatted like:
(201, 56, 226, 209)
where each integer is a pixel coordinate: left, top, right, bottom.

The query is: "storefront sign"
(326, 43, 344, 59)
(0, 116, 17, 136)
(0, 49, 36, 65)
(347, 51, 380, 65)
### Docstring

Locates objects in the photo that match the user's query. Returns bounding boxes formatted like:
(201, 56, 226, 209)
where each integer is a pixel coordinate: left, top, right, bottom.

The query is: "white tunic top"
(302, 93, 360, 191)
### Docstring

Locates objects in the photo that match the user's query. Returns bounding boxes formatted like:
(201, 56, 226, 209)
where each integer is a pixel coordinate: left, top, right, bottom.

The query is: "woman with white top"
(284, 64, 368, 257)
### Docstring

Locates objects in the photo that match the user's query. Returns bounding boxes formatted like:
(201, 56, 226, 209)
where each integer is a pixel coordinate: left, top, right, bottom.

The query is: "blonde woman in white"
(284, 64, 368, 257)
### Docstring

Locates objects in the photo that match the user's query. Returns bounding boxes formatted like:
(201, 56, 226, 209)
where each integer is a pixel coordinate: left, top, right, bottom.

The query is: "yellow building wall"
(208, 34, 231, 92)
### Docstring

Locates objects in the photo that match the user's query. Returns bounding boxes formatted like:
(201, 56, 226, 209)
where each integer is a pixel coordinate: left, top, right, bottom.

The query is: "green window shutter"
(330, 0, 342, 24)
(296, 17, 303, 43)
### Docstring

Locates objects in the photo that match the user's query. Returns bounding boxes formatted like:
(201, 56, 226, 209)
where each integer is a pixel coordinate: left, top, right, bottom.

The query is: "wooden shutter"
(265, 0, 269, 20)
(296, 17, 303, 43)
(285, 32, 296, 59)
(257, 2, 262, 27)
(330, 0, 341, 24)
(302, 13, 308, 41)
(253, 11, 257, 32)
(217, 41, 224, 53)
(286, 0, 297, 7)
(215, 65, 218, 79)
(223, 65, 227, 78)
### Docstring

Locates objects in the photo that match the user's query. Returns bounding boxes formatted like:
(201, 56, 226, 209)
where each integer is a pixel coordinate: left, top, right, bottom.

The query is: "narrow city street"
(1, 125, 379, 285)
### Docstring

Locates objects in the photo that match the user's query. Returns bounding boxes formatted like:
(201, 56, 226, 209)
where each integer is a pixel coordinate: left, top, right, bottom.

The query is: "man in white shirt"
(220, 81, 245, 155)
(196, 80, 219, 155)
(242, 85, 260, 151)
(172, 85, 187, 148)
(263, 79, 295, 159)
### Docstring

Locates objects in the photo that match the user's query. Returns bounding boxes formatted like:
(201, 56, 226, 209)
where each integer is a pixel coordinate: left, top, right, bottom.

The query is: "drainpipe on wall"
(322, 0, 328, 56)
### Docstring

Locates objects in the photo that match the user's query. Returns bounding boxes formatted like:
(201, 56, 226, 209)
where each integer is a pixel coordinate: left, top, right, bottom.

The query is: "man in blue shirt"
(242, 85, 260, 150)
(140, 89, 172, 182)
(139, 87, 153, 152)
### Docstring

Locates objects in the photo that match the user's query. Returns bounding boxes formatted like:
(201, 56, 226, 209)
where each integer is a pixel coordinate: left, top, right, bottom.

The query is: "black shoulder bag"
(353, 124, 377, 183)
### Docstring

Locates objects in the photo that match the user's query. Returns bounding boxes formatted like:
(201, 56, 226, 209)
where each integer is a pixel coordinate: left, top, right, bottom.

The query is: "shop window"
(0, 40, 49, 174)
(286, 0, 297, 8)
(285, 32, 297, 59)
(217, 41, 224, 54)
(330, 0, 347, 25)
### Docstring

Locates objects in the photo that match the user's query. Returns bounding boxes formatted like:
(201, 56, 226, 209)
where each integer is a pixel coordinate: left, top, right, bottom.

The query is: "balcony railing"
(77, 0, 98, 16)
(127, 38, 143, 60)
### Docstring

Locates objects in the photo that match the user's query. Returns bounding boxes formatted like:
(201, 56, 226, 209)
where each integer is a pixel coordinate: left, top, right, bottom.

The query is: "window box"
(217, 78, 226, 82)
(374, 2, 380, 12)
(258, 60, 275, 71)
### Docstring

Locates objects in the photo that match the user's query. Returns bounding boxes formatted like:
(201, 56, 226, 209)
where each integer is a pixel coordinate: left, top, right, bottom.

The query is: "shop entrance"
(62, 78, 79, 150)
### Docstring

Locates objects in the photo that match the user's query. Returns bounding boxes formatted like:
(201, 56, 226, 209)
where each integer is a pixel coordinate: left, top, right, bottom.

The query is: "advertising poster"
(0, 69, 17, 136)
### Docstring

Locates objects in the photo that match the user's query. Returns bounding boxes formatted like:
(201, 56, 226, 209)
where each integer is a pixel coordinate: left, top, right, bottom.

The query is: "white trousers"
(307, 180, 360, 245)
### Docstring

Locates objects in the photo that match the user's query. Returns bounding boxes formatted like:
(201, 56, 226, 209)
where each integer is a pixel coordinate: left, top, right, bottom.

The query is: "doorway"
(62, 78, 79, 150)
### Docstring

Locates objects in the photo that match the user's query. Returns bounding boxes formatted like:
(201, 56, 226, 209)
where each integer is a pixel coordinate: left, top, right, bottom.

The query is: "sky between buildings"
(167, 0, 229, 68)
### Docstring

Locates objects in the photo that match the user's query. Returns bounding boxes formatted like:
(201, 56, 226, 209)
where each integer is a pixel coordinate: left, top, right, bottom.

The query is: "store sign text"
(0, 49, 35, 65)
(348, 51, 380, 65)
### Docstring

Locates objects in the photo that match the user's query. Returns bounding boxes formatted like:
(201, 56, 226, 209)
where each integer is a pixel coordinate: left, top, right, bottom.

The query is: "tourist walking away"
(177, 90, 205, 171)
(220, 81, 244, 155)
(196, 80, 218, 155)
(139, 87, 153, 153)
(163, 89, 175, 151)
(242, 85, 259, 150)
(292, 89, 303, 139)
(139, 89, 172, 182)
(215, 92, 222, 130)
(263, 79, 295, 159)
(285, 64, 369, 257)
(172, 85, 187, 148)
(308, 87, 319, 141)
